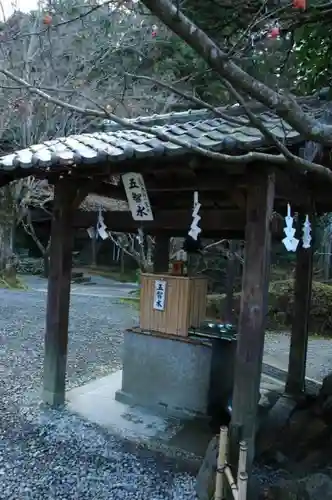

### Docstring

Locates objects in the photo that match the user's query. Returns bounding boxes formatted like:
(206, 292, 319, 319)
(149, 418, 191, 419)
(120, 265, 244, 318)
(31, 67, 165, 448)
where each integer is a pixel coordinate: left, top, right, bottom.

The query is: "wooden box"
(140, 273, 208, 336)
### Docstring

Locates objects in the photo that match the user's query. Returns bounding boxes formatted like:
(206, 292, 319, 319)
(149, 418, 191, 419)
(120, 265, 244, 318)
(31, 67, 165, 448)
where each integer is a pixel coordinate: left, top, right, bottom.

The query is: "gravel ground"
(264, 331, 332, 382)
(2, 281, 331, 499)
(0, 287, 196, 500)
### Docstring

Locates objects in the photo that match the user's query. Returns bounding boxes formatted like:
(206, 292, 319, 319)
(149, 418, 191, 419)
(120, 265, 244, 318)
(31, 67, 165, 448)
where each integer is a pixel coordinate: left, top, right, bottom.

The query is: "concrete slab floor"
(67, 370, 285, 463)
(67, 370, 212, 461)
(67, 371, 181, 441)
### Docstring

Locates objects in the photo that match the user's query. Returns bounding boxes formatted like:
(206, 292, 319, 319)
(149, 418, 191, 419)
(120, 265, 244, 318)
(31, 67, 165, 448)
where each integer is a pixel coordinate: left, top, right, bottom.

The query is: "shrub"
(17, 257, 44, 275)
(206, 280, 332, 337)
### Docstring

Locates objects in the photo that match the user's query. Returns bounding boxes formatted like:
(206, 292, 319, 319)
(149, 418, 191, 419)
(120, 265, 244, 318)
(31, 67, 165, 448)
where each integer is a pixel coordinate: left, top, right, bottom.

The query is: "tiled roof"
(0, 96, 327, 173)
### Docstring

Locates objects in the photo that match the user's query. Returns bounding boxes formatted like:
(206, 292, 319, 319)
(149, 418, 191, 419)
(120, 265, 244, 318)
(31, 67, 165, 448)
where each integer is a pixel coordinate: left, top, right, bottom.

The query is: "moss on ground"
(119, 297, 140, 309)
(206, 280, 332, 337)
(0, 273, 27, 290)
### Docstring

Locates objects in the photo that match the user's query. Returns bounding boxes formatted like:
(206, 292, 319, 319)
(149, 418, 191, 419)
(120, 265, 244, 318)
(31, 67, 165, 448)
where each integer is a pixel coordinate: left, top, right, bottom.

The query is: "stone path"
(264, 331, 332, 382)
(21, 273, 138, 299)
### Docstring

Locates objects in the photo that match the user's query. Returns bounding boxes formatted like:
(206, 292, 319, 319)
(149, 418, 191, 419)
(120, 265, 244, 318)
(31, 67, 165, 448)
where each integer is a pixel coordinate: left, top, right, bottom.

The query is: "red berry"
(293, 0, 306, 8)
(43, 14, 52, 25)
(268, 27, 280, 39)
(151, 30, 157, 38)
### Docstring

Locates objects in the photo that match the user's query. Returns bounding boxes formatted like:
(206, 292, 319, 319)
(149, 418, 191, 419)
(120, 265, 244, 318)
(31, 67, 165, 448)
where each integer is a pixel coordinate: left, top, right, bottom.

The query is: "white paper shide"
(302, 214, 312, 249)
(87, 208, 109, 240)
(97, 209, 109, 240)
(87, 226, 96, 239)
(188, 191, 201, 241)
(282, 203, 299, 252)
(153, 280, 167, 311)
(122, 172, 154, 221)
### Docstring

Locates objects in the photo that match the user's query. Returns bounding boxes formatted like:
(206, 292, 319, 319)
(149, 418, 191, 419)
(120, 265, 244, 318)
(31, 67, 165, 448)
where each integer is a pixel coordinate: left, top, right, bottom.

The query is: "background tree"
(0, 0, 196, 274)
(0, 0, 331, 278)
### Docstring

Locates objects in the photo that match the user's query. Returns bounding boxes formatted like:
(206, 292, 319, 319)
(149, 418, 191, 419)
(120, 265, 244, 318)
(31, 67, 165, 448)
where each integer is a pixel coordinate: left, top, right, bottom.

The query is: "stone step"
(71, 271, 84, 279)
(71, 276, 91, 284)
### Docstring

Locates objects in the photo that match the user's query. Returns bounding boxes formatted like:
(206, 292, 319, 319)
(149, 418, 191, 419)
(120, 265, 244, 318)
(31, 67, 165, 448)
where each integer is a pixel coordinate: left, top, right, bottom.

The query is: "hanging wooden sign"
(122, 172, 154, 221)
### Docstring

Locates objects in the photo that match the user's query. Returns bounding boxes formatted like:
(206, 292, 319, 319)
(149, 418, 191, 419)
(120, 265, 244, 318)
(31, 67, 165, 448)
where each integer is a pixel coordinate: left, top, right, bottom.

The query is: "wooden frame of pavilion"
(1, 94, 330, 471)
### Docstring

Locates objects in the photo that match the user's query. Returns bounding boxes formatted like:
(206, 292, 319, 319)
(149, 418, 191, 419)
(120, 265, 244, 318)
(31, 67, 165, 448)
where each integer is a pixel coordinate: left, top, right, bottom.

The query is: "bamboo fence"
(214, 426, 248, 500)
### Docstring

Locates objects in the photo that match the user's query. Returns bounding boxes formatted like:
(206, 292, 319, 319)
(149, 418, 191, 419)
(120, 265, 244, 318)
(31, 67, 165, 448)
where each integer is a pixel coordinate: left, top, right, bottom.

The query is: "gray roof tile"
(197, 136, 222, 149)
(0, 95, 326, 174)
(206, 130, 227, 141)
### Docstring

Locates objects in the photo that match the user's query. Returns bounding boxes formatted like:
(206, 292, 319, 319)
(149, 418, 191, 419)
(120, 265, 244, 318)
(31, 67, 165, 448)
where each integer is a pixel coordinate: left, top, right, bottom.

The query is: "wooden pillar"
(43, 178, 77, 407)
(285, 214, 314, 396)
(229, 172, 275, 474)
(224, 241, 238, 323)
(153, 233, 170, 273)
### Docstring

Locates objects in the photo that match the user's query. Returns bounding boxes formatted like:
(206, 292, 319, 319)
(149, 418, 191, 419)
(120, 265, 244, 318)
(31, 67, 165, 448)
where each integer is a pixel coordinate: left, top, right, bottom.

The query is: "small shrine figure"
(171, 249, 188, 276)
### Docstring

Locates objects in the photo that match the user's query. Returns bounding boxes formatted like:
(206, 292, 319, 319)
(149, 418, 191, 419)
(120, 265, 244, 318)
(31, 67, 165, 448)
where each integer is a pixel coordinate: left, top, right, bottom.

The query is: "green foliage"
(294, 23, 332, 94)
(182, 0, 262, 43)
(268, 280, 332, 337)
(154, 0, 331, 102)
(153, 35, 228, 104)
(120, 296, 140, 309)
(207, 280, 332, 337)
(0, 270, 26, 289)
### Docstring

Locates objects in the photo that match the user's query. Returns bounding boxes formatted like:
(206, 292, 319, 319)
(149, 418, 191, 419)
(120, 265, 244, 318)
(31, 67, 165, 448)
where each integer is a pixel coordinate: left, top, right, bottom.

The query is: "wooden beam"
(34, 223, 247, 240)
(30, 207, 286, 239)
(154, 234, 170, 273)
(285, 214, 314, 396)
(72, 209, 245, 232)
(43, 179, 77, 407)
(229, 171, 275, 474)
(145, 174, 245, 192)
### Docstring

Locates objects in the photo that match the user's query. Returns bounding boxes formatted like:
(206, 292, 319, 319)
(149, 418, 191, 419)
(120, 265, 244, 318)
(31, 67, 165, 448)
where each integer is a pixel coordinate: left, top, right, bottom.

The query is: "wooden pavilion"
(1, 93, 331, 472)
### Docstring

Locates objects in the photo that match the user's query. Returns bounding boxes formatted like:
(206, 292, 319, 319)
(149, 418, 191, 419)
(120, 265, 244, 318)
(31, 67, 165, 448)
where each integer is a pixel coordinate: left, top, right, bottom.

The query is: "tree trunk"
(91, 235, 97, 267)
(9, 219, 16, 256)
(120, 249, 125, 274)
(322, 222, 332, 282)
(43, 253, 50, 278)
(0, 186, 15, 274)
(0, 224, 13, 272)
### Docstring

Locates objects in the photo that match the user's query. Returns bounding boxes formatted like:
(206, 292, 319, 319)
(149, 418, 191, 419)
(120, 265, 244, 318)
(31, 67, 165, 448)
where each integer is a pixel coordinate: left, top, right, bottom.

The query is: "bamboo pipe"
(238, 472, 248, 500)
(224, 465, 238, 500)
(237, 441, 248, 484)
(214, 426, 228, 500)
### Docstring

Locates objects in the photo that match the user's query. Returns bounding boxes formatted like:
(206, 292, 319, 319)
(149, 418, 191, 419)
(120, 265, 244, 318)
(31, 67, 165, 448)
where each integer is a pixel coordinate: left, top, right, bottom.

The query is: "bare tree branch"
(1, 67, 332, 180)
(108, 231, 154, 272)
(2, 0, 123, 41)
(127, 70, 332, 180)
